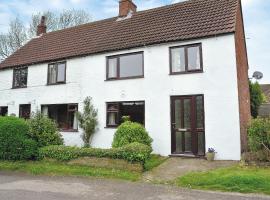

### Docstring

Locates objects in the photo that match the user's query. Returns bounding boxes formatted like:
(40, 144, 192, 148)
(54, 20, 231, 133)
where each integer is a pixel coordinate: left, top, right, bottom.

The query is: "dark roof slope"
(0, 0, 239, 69)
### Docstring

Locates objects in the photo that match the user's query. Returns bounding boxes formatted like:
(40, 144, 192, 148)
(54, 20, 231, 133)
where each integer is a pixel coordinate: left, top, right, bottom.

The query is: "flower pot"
(206, 152, 215, 161)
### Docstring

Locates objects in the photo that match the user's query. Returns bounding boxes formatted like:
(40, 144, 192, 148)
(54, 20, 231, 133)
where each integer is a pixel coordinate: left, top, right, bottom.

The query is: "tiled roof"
(0, 0, 239, 69)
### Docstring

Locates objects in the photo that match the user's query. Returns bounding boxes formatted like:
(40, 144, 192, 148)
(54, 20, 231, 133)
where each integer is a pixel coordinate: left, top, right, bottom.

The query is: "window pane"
(198, 132, 205, 155)
(0, 107, 8, 116)
(57, 63, 66, 82)
(19, 104, 31, 119)
(174, 99, 181, 129)
(183, 99, 191, 129)
(13, 69, 21, 87)
(119, 53, 143, 78)
(119, 101, 144, 125)
(175, 131, 183, 153)
(171, 48, 185, 73)
(108, 58, 117, 78)
(184, 132, 192, 152)
(196, 96, 204, 128)
(48, 64, 57, 84)
(20, 68, 28, 87)
(106, 101, 144, 126)
(108, 112, 117, 126)
(45, 104, 78, 130)
(188, 46, 201, 70)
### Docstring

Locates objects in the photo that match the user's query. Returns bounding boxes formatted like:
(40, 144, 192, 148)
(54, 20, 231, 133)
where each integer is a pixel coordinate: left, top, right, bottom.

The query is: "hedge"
(0, 116, 38, 160)
(112, 121, 153, 148)
(39, 142, 152, 164)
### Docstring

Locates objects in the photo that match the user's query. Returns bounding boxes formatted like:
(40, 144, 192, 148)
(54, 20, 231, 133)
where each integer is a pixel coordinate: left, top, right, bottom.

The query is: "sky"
(0, 0, 269, 83)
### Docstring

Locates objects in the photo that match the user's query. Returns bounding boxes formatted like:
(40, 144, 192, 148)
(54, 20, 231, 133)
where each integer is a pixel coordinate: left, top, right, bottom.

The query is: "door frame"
(170, 94, 205, 156)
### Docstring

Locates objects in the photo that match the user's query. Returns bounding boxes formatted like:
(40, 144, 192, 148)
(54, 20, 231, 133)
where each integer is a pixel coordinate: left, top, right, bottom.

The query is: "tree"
(76, 97, 98, 147)
(0, 17, 27, 61)
(249, 81, 265, 118)
(0, 9, 91, 61)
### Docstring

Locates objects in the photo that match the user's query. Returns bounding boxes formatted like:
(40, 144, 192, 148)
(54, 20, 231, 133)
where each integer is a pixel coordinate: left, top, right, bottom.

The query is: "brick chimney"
(37, 16, 47, 36)
(119, 0, 137, 17)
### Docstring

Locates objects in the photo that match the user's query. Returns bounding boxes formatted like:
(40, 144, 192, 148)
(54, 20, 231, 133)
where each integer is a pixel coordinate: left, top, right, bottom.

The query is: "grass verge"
(0, 160, 141, 181)
(177, 165, 270, 195)
(144, 154, 168, 171)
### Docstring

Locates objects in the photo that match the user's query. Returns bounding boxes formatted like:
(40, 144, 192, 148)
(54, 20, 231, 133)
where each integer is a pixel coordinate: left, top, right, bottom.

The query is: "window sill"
(60, 129, 79, 133)
(47, 82, 66, 86)
(104, 126, 118, 129)
(105, 76, 144, 81)
(169, 70, 203, 75)
(11, 86, 27, 89)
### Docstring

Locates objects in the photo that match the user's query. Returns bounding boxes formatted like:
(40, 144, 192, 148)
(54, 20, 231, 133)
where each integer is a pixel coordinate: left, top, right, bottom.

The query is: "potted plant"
(206, 148, 216, 161)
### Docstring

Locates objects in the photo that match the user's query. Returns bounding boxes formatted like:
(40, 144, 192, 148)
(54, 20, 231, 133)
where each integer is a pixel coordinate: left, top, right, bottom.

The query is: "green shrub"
(242, 150, 270, 162)
(248, 118, 270, 153)
(112, 121, 153, 148)
(0, 116, 38, 160)
(39, 142, 152, 164)
(27, 111, 63, 147)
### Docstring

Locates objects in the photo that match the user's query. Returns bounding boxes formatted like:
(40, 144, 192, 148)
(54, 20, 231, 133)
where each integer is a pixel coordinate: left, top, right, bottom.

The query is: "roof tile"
(0, 0, 239, 69)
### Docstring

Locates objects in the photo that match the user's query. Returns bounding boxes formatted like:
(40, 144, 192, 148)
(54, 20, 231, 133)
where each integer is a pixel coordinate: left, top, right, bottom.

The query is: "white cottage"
(0, 0, 250, 160)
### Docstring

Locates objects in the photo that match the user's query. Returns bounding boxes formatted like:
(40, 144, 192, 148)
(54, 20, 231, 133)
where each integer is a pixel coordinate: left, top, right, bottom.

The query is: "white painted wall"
(0, 34, 241, 160)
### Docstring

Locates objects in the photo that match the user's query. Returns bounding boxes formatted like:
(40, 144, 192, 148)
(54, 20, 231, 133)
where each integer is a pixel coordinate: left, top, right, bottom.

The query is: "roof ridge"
(42, 0, 192, 36)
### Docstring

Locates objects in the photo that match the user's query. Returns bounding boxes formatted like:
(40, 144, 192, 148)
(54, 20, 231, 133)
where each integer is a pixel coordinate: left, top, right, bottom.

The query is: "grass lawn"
(177, 165, 270, 195)
(144, 154, 168, 171)
(0, 160, 141, 181)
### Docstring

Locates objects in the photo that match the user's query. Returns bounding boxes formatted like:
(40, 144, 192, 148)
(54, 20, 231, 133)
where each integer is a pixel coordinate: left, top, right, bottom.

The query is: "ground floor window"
(106, 101, 145, 127)
(0, 106, 8, 116)
(19, 104, 31, 119)
(41, 104, 78, 131)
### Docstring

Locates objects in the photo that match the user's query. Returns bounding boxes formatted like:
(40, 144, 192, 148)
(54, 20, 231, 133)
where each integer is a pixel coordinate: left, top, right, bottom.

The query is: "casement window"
(19, 104, 31, 119)
(0, 107, 8, 116)
(41, 104, 78, 131)
(48, 62, 66, 85)
(170, 44, 203, 74)
(107, 52, 144, 80)
(106, 101, 145, 127)
(13, 67, 28, 88)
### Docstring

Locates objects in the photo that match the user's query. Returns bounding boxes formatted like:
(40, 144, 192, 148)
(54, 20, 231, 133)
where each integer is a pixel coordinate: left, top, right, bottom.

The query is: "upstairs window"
(48, 62, 66, 85)
(170, 44, 203, 74)
(107, 52, 144, 80)
(13, 67, 28, 88)
(41, 104, 78, 131)
(106, 101, 145, 127)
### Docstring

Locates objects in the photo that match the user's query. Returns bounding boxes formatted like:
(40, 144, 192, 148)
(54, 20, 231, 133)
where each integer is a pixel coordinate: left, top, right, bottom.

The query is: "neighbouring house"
(259, 84, 270, 117)
(0, 0, 250, 160)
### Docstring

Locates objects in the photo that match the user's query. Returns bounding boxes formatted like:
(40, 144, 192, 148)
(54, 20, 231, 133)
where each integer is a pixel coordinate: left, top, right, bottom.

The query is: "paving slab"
(143, 157, 238, 182)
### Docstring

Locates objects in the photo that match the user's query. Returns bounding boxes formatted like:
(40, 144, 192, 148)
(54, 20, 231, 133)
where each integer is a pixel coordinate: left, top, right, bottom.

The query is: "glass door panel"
(171, 95, 205, 156)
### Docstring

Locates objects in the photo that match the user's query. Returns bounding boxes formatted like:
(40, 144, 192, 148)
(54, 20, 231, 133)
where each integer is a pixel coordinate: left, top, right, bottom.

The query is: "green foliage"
(0, 116, 38, 160)
(177, 166, 270, 195)
(27, 111, 63, 147)
(76, 97, 98, 147)
(249, 81, 265, 118)
(39, 142, 152, 164)
(242, 151, 270, 162)
(247, 118, 270, 154)
(112, 121, 153, 148)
